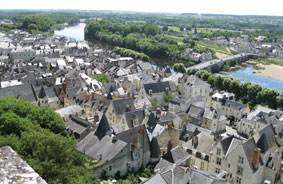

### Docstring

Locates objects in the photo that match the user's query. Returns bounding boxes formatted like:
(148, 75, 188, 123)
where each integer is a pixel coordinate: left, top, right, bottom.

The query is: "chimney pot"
(253, 148, 261, 169)
(193, 136, 199, 148)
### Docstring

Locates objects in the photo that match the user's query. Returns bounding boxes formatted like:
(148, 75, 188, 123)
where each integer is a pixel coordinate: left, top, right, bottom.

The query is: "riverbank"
(255, 64, 283, 81)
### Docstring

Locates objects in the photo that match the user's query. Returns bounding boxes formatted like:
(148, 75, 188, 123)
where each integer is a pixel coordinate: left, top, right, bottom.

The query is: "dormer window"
(216, 148, 221, 155)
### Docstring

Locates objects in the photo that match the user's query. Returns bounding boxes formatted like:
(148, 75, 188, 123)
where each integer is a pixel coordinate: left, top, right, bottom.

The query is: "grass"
(252, 58, 283, 66)
(196, 41, 232, 55)
(168, 26, 180, 32)
(197, 28, 240, 33)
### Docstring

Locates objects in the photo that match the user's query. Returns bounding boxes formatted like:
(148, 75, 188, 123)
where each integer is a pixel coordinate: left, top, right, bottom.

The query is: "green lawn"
(196, 41, 232, 55)
(252, 58, 283, 66)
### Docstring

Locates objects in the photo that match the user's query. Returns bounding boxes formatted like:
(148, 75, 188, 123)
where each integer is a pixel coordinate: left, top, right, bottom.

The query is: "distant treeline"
(0, 13, 80, 33)
(84, 20, 213, 66)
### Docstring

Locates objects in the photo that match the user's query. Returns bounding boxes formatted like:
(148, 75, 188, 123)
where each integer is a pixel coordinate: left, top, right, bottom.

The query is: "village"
(0, 28, 283, 184)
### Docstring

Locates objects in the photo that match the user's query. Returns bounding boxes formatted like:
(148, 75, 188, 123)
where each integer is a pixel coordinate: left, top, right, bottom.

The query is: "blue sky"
(1, 0, 283, 16)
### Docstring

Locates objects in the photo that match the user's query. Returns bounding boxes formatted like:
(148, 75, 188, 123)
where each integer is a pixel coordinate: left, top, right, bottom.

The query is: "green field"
(196, 41, 232, 55)
(252, 58, 283, 66)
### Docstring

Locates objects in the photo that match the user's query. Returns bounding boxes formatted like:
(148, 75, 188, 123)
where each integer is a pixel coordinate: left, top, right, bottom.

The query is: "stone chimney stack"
(253, 148, 261, 169)
(193, 136, 199, 149)
(167, 140, 172, 153)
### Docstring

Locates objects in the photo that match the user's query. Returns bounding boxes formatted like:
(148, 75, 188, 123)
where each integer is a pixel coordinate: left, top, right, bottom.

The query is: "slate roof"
(142, 173, 167, 184)
(203, 108, 226, 121)
(186, 75, 210, 87)
(169, 97, 186, 105)
(115, 125, 150, 153)
(0, 84, 37, 103)
(190, 170, 226, 184)
(77, 133, 127, 161)
(38, 86, 48, 99)
(257, 124, 277, 154)
(224, 100, 247, 111)
(66, 118, 88, 135)
(66, 87, 81, 98)
(95, 114, 112, 139)
(183, 132, 216, 155)
(138, 62, 153, 71)
(187, 105, 204, 119)
(162, 146, 190, 164)
(144, 81, 171, 94)
(242, 138, 263, 172)
(147, 112, 158, 129)
(150, 136, 161, 158)
(125, 109, 145, 128)
(112, 98, 135, 116)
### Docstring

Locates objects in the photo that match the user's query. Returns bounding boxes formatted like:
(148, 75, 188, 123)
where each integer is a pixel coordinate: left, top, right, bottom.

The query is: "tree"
(276, 92, 283, 109)
(143, 24, 159, 36)
(96, 74, 110, 84)
(0, 112, 25, 136)
(164, 93, 175, 103)
(172, 63, 186, 73)
(0, 97, 100, 183)
(222, 62, 231, 71)
(22, 14, 55, 32)
(162, 26, 168, 31)
(27, 24, 38, 33)
(187, 68, 200, 75)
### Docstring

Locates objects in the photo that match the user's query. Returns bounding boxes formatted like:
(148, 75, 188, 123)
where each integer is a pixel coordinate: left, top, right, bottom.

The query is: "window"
(238, 156, 244, 164)
(109, 165, 112, 171)
(200, 162, 204, 170)
(216, 148, 221, 155)
(236, 166, 243, 176)
(215, 168, 220, 174)
(216, 157, 222, 165)
(236, 177, 242, 184)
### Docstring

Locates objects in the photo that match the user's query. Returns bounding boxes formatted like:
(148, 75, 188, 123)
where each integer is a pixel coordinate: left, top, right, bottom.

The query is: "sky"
(1, 0, 283, 16)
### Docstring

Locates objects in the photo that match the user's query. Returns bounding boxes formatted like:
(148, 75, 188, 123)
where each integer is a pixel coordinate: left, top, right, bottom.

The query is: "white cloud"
(1, 0, 283, 16)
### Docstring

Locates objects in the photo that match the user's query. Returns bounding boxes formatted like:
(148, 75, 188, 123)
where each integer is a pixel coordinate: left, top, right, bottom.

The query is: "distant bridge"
(187, 53, 265, 73)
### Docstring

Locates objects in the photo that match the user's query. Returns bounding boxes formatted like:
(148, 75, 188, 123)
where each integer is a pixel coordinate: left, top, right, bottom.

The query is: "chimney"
(193, 136, 198, 148)
(126, 104, 131, 112)
(253, 148, 261, 169)
(93, 114, 99, 124)
(165, 87, 169, 94)
(156, 108, 161, 115)
(167, 141, 173, 152)
(167, 122, 173, 130)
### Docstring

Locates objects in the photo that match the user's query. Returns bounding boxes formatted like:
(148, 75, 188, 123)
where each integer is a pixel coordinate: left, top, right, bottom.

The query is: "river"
(223, 65, 283, 91)
(54, 23, 86, 41)
(54, 24, 283, 91)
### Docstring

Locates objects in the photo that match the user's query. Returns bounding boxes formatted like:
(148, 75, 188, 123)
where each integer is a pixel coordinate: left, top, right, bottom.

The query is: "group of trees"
(0, 13, 80, 33)
(22, 14, 55, 32)
(84, 20, 201, 66)
(188, 68, 283, 109)
(0, 97, 100, 184)
(0, 97, 157, 183)
(172, 63, 186, 73)
(113, 46, 150, 62)
(96, 74, 110, 84)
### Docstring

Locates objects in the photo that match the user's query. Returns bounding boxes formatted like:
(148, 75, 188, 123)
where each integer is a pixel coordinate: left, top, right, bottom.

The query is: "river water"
(54, 23, 86, 41)
(223, 65, 283, 91)
(54, 24, 283, 91)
